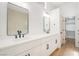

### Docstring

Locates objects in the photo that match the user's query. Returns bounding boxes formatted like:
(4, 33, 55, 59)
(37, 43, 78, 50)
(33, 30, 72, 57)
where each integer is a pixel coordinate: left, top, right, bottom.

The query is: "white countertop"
(0, 34, 53, 49)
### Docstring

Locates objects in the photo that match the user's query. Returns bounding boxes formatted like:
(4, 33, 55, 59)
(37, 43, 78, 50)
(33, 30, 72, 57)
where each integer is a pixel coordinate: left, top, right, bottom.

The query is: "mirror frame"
(7, 2, 29, 36)
(43, 13, 50, 33)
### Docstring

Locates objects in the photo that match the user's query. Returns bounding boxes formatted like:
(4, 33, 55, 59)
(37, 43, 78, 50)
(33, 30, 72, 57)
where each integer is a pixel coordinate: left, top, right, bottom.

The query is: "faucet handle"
(17, 30, 20, 34)
(15, 35, 17, 39)
(19, 31, 22, 33)
(22, 34, 24, 37)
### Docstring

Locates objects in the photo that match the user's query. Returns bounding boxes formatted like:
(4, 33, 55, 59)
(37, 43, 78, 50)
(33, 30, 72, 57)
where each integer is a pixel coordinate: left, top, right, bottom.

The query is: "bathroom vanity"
(0, 34, 61, 56)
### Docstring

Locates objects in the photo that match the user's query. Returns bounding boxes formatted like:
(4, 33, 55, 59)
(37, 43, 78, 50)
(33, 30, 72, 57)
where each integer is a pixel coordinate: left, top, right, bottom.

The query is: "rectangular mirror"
(7, 3, 29, 36)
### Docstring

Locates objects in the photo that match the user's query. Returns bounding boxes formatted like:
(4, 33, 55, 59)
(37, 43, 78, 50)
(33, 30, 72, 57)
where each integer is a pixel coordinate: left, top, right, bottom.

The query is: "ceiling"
(36, 2, 78, 11)
(46, 2, 64, 11)
(36, 2, 64, 11)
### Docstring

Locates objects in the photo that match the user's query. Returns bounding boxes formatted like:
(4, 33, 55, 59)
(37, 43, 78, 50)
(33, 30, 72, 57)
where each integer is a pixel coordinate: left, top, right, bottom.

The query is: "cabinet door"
(51, 35, 58, 51)
(60, 17, 65, 44)
(61, 31, 65, 44)
(40, 43, 48, 56)
(40, 41, 52, 56)
(46, 37, 55, 55)
(47, 41, 54, 55)
(50, 8, 60, 34)
(16, 50, 31, 56)
(50, 36, 56, 52)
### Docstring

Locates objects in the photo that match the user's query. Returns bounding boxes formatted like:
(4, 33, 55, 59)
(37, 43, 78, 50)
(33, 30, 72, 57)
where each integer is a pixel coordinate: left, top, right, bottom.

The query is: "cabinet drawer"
(0, 42, 31, 56)
(17, 45, 41, 56)
(40, 43, 48, 56)
(53, 34, 61, 48)
(0, 39, 41, 56)
(16, 50, 31, 56)
(52, 37, 58, 48)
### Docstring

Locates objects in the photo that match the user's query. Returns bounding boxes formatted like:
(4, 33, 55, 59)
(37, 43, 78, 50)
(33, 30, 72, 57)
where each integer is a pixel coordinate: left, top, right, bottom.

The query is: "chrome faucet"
(17, 30, 21, 38)
(15, 30, 24, 39)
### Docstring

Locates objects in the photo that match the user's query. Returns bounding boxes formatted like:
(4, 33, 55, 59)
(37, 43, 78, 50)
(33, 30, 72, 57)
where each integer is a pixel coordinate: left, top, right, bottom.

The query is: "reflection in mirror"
(43, 12, 50, 33)
(7, 3, 29, 36)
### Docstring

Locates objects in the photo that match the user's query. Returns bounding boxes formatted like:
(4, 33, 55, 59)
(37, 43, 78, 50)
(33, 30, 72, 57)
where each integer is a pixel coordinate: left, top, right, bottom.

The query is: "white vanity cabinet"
(0, 34, 61, 56)
(40, 34, 61, 56)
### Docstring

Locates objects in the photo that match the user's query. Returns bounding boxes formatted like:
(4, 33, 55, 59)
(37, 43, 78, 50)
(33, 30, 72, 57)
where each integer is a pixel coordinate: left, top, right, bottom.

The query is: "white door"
(50, 8, 60, 34)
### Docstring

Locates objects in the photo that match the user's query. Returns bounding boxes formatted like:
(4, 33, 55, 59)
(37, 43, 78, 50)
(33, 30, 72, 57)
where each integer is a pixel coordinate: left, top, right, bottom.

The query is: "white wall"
(28, 3, 44, 35)
(10, 2, 44, 35)
(60, 3, 76, 17)
(0, 2, 7, 36)
(76, 3, 79, 16)
(0, 2, 46, 40)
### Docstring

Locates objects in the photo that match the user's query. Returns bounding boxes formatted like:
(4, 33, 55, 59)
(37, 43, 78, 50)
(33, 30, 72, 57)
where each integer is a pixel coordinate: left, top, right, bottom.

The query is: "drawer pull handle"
(46, 44, 49, 50)
(28, 53, 30, 56)
(25, 55, 27, 56)
(55, 40, 57, 44)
